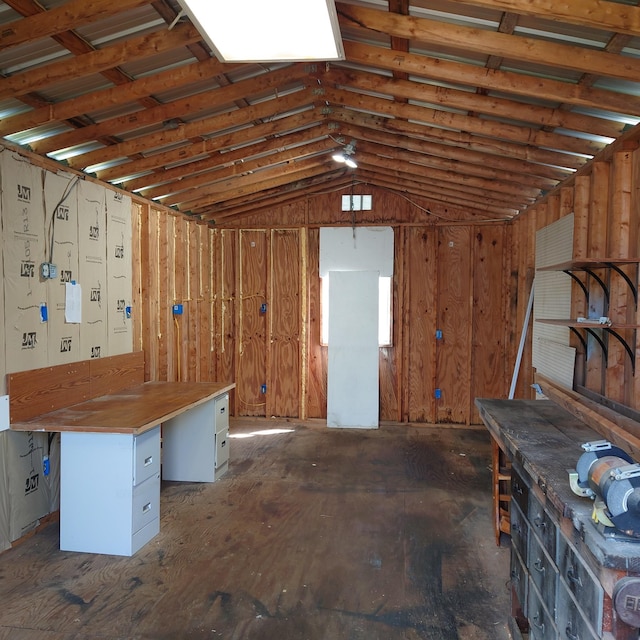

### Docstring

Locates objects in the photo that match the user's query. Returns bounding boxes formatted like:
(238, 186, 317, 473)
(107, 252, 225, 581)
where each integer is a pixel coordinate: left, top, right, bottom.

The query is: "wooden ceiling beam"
(341, 41, 640, 118)
(336, 2, 640, 83)
(323, 87, 603, 157)
(100, 110, 325, 185)
(0, 58, 241, 137)
(31, 64, 312, 155)
(355, 138, 559, 191)
(0, 22, 201, 100)
(358, 164, 531, 208)
(450, 0, 640, 37)
(0, 0, 154, 49)
(330, 108, 588, 171)
(177, 159, 336, 211)
(357, 169, 518, 218)
(331, 119, 572, 182)
(201, 175, 355, 222)
(67, 90, 320, 170)
(154, 138, 336, 204)
(354, 150, 540, 202)
(133, 124, 331, 198)
(329, 67, 624, 139)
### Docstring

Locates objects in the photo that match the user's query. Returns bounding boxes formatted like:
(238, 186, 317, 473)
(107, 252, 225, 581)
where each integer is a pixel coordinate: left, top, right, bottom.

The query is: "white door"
(327, 270, 379, 428)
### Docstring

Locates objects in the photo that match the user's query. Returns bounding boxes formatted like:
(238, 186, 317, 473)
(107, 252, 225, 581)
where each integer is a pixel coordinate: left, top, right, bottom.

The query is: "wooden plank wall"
(510, 143, 640, 412)
(132, 186, 514, 424)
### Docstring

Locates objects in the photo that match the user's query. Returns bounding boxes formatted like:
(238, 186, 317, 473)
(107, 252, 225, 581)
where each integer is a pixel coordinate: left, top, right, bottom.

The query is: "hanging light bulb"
(332, 139, 357, 168)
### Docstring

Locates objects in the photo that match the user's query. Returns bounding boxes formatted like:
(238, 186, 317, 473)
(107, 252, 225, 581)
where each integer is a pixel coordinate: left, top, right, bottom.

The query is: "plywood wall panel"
(436, 226, 473, 423)
(217, 230, 237, 401)
(379, 227, 402, 422)
(238, 230, 268, 416)
(470, 225, 509, 423)
(305, 228, 327, 419)
(405, 227, 437, 422)
(269, 229, 301, 417)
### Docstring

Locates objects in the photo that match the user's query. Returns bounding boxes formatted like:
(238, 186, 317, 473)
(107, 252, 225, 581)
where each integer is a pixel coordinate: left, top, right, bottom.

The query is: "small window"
(320, 275, 392, 347)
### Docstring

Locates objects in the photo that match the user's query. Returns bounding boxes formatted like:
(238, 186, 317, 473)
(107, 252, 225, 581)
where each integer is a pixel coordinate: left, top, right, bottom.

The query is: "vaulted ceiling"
(1, 0, 640, 224)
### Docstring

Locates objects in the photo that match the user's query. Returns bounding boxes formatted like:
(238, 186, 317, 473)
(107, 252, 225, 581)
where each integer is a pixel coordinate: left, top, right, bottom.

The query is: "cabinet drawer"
(528, 581, 557, 640)
(528, 531, 558, 619)
(512, 470, 529, 515)
(510, 499, 529, 562)
(215, 394, 229, 433)
(556, 579, 599, 640)
(557, 536, 603, 635)
(133, 426, 160, 486)
(511, 546, 528, 618)
(215, 428, 229, 470)
(528, 492, 557, 560)
(132, 474, 160, 535)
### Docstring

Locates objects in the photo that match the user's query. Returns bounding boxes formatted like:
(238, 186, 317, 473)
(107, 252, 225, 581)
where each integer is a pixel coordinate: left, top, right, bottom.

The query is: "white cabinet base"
(162, 393, 229, 482)
(60, 427, 160, 556)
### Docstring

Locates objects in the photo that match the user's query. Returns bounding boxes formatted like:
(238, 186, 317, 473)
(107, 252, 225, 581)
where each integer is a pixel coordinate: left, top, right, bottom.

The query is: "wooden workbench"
(476, 397, 640, 640)
(9, 381, 235, 434)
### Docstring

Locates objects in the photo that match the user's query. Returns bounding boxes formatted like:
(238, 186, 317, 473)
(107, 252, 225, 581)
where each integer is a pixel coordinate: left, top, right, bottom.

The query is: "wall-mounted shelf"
(537, 258, 639, 304)
(536, 259, 639, 378)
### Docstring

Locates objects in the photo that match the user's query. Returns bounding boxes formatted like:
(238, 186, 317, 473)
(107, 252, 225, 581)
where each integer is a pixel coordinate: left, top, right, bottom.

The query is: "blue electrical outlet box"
(172, 304, 183, 315)
(260, 303, 267, 314)
(261, 384, 267, 394)
(435, 388, 442, 399)
(126, 306, 132, 318)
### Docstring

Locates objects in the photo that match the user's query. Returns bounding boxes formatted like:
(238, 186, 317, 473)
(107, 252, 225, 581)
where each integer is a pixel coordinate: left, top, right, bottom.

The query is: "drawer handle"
(565, 624, 579, 640)
(142, 502, 152, 514)
(532, 611, 544, 633)
(533, 559, 545, 574)
(221, 439, 226, 448)
(220, 407, 226, 414)
(533, 516, 546, 529)
(567, 567, 583, 588)
(144, 456, 153, 467)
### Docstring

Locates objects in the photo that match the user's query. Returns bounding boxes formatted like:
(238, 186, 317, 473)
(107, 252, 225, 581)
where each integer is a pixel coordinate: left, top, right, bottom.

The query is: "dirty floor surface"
(0, 419, 512, 640)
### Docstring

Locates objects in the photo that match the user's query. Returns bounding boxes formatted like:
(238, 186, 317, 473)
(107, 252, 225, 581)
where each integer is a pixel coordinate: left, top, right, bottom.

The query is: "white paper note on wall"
(65, 282, 82, 323)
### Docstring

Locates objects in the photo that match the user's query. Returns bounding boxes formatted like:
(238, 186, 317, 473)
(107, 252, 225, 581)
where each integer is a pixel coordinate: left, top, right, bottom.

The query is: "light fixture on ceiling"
(175, 0, 344, 63)
(332, 140, 358, 168)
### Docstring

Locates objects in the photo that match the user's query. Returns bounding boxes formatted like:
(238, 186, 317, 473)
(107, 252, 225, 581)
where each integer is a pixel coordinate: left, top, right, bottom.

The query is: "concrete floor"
(0, 419, 512, 640)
